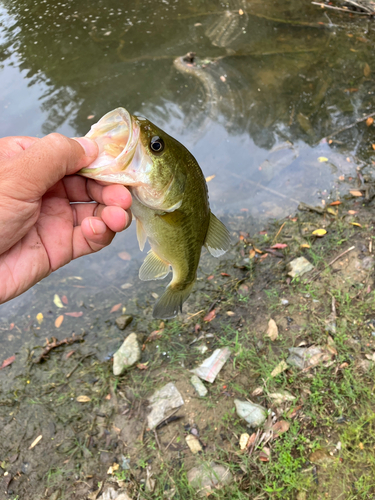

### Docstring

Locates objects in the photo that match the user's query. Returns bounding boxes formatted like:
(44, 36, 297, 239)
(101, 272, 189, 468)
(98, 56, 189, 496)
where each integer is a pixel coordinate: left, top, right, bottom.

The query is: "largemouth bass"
(78, 108, 230, 319)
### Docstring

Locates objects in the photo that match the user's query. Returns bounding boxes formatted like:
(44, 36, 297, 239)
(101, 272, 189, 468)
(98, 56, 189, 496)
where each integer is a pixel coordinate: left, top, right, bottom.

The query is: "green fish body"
(79, 108, 230, 318)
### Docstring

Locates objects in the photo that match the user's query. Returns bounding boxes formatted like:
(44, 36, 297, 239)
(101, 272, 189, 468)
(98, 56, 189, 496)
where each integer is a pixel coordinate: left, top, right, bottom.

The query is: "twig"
(325, 111, 375, 140)
(312, 2, 371, 15)
(66, 353, 94, 378)
(309, 245, 355, 282)
(165, 432, 178, 451)
(33, 332, 85, 363)
(154, 429, 162, 450)
(273, 222, 286, 244)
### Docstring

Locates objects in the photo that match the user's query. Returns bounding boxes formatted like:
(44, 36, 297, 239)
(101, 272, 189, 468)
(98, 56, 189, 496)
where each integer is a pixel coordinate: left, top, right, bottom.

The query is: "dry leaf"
(254, 247, 263, 254)
(221, 272, 230, 277)
(65, 311, 83, 317)
(350, 190, 363, 197)
(110, 303, 122, 313)
(76, 395, 91, 403)
(151, 292, 159, 299)
(62, 295, 68, 305)
(239, 8, 244, 15)
(204, 309, 216, 322)
(239, 433, 250, 450)
(207, 275, 214, 280)
(220, 75, 226, 82)
(36, 313, 44, 325)
(266, 319, 278, 341)
(145, 329, 164, 343)
(312, 229, 327, 237)
(348, 210, 357, 214)
(249, 249, 256, 259)
(205, 175, 216, 182)
(366, 117, 374, 126)
(317, 157, 328, 162)
(364, 63, 371, 77)
(226, 311, 235, 316)
(329, 201, 342, 206)
(118, 251, 131, 261)
(259, 449, 270, 462)
(29, 435, 43, 449)
(372, 144, 375, 150)
(9, 323, 14, 330)
(87, 114, 95, 119)
(251, 387, 263, 396)
(55, 315, 64, 328)
(271, 243, 288, 249)
(300, 243, 310, 249)
(271, 360, 288, 377)
(350, 222, 362, 227)
(0, 355, 16, 370)
(53, 294, 64, 308)
(273, 420, 290, 436)
(326, 207, 337, 216)
(137, 363, 149, 370)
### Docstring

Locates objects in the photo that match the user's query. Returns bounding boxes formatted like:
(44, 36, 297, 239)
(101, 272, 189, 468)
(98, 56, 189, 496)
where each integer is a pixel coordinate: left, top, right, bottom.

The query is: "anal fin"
(139, 250, 170, 281)
(204, 211, 231, 257)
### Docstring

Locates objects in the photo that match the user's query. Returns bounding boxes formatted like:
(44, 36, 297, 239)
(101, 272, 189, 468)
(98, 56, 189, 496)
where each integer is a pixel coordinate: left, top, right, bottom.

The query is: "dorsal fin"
(204, 212, 230, 257)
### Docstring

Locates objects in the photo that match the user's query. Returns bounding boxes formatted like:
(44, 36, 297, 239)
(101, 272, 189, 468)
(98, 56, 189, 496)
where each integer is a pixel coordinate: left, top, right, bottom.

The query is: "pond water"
(1, 0, 375, 363)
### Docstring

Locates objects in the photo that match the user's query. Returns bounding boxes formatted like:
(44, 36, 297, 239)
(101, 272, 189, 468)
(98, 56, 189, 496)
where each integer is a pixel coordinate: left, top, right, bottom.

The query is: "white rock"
(190, 375, 208, 397)
(147, 382, 184, 430)
(113, 333, 141, 375)
(234, 399, 267, 427)
(187, 462, 233, 497)
(287, 257, 314, 278)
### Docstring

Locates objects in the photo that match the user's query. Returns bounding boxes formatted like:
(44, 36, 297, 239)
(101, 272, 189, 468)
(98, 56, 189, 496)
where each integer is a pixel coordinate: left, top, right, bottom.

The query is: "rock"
(187, 462, 233, 497)
(266, 319, 278, 341)
(185, 434, 203, 454)
(115, 315, 133, 330)
(190, 375, 208, 397)
(113, 333, 141, 375)
(268, 390, 296, 405)
(287, 257, 314, 278)
(147, 382, 184, 430)
(195, 345, 208, 354)
(309, 449, 334, 465)
(281, 299, 289, 305)
(98, 487, 132, 500)
(234, 399, 267, 427)
(239, 433, 250, 450)
(190, 347, 231, 383)
(287, 346, 330, 370)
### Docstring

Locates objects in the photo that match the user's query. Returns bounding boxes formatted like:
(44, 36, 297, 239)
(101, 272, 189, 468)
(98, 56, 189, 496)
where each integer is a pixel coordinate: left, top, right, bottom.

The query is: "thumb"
(3, 133, 98, 199)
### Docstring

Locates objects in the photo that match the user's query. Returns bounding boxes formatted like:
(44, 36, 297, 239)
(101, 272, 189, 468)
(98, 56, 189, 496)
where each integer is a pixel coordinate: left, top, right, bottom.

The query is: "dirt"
(2, 179, 375, 499)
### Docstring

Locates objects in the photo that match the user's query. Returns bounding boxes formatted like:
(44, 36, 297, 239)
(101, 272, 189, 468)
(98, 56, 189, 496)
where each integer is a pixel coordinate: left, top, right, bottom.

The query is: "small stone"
(147, 382, 184, 430)
(115, 315, 133, 330)
(187, 462, 233, 497)
(113, 333, 141, 375)
(195, 345, 208, 354)
(239, 433, 250, 450)
(281, 299, 289, 305)
(287, 257, 314, 278)
(190, 375, 208, 397)
(186, 434, 203, 454)
(234, 399, 267, 427)
(266, 319, 278, 341)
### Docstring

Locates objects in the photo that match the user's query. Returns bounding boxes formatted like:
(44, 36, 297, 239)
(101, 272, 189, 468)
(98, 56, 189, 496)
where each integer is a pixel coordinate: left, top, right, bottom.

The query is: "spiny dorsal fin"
(136, 217, 147, 252)
(204, 212, 231, 257)
(139, 250, 170, 281)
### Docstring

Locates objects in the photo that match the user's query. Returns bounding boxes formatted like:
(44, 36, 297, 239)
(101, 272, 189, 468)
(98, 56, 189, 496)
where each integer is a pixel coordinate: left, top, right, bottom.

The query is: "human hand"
(0, 133, 132, 304)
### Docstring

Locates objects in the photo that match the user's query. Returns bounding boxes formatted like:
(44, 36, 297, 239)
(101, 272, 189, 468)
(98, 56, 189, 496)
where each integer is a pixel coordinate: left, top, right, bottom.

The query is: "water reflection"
(1, 0, 375, 361)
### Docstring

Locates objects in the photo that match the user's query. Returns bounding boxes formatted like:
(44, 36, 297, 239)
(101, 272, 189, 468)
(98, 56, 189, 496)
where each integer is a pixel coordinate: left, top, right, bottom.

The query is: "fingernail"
(89, 218, 106, 235)
(73, 137, 98, 158)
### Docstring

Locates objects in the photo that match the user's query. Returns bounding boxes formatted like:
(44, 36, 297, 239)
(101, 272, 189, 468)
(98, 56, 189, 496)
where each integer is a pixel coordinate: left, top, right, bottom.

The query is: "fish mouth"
(78, 107, 141, 183)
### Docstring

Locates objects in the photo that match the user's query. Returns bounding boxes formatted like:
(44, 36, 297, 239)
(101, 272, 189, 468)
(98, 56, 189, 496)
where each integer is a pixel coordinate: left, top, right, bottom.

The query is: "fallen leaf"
(239, 433, 250, 450)
(366, 117, 374, 126)
(204, 309, 216, 322)
(65, 350, 75, 359)
(9, 323, 14, 330)
(205, 175, 216, 182)
(271, 360, 288, 377)
(65, 311, 83, 317)
(249, 249, 256, 259)
(145, 329, 164, 343)
(266, 319, 278, 341)
(219, 75, 226, 82)
(53, 294, 64, 308)
(55, 315, 64, 328)
(137, 363, 149, 370)
(87, 114, 95, 119)
(300, 243, 310, 249)
(350, 190, 363, 197)
(251, 387, 263, 396)
(348, 210, 357, 214)
(273, 420, 290, 436)
(364, 63, 371, 77)
(36, 313, 44, 325)
(0, 355, 16, 370)
(151, 292, 159, 299)
(62, 295, 68, 305)
(239, 8, 244, 15)
(317, 157, 328, 162)
(76, 395, 91, 403)
(221, 272, 230, 277)
(259, 449, 270, 462)
(350, 222, 362, 227)
(326, 207, 337, 216)
(110, 303, 122, 313)
(207, 275, 214, 280)
(329, 200, 342, 206)
(226, 311, 235, 316)
(107, 463, 119, 475)
(118, 251, 131, 261)
(29, 435, 43, 449)
(312, 229, 327, 237)
(372, 144, 375, 150)
(254, 247, 263, 254)
(271, 243, 288, 249)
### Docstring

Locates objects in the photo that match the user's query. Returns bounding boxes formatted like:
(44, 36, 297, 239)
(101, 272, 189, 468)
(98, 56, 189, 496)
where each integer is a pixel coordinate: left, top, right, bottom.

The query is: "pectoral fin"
(204, 211, 231, 257)
(139, 250, 170, 281)
(136, 217, 147, 251)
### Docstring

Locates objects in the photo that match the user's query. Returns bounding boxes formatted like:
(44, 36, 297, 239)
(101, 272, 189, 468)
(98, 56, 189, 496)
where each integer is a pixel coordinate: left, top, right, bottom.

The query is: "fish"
(78, 107, 230, 319)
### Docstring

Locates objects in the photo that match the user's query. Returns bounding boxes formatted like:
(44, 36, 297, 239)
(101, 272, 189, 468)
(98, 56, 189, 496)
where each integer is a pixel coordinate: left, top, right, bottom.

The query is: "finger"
(63, 175, 92, 203)
(87, 181, 132, 209)
(78, 217, 116, 254)
(0, 133, 98, 200)
(72, 203, 131, 232)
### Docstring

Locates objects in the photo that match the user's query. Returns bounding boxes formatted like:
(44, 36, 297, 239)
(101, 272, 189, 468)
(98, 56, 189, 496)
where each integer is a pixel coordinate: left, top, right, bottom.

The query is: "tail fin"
(153, 282, 195, 319)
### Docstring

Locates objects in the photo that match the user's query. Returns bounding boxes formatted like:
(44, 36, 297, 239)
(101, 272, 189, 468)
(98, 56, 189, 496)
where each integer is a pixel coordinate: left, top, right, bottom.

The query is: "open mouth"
(78, 107, 140, 178)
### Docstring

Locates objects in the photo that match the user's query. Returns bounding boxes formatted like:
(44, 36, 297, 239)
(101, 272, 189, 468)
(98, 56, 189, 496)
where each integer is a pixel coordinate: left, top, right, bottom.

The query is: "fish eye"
(150, 136, 164, 153)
